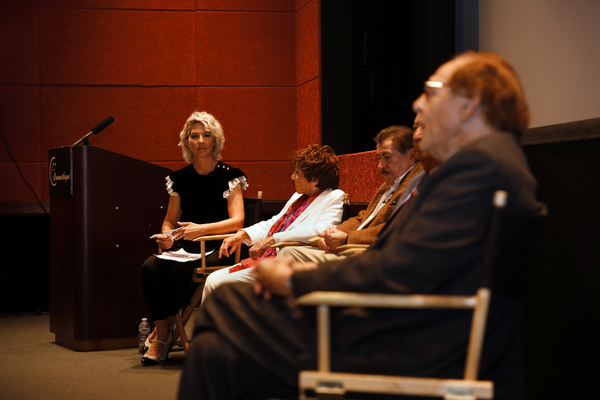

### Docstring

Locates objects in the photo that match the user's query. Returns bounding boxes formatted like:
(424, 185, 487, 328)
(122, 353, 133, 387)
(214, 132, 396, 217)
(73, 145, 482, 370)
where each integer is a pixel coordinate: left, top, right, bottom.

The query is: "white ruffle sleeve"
(223, 175, 248, 198)
(165, 176, 179, 197)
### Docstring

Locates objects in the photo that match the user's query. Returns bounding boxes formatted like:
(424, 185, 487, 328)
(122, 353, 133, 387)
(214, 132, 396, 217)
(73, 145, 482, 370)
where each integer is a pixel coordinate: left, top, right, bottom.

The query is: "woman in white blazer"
(201, 144, 345, 302)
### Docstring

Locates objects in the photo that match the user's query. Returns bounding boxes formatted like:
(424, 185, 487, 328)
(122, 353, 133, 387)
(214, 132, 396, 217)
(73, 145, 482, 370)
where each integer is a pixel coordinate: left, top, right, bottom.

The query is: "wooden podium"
(49, 146, 171, 351)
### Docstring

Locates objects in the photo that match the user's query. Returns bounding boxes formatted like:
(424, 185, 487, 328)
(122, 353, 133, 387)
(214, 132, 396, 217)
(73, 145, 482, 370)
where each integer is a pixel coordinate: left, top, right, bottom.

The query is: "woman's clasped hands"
(155, 221, 209, 250)
(172, 221, 208, 241)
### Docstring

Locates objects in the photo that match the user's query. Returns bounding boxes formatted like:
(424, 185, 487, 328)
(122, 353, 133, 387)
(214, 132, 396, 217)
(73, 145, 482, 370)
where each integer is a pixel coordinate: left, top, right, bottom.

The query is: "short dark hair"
(291, 144, 340, 190)
(448, 51, 530, 137)
(375, 126, 414, 153)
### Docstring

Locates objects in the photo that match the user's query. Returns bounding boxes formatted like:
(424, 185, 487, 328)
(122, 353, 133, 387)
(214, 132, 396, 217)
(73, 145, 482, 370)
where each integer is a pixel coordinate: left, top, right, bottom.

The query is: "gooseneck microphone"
(72, 116, 114, 146)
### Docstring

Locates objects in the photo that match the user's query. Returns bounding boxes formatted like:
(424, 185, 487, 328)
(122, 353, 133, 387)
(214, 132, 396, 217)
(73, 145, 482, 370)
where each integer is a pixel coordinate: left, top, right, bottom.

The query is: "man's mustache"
(380, 169, 391, 175)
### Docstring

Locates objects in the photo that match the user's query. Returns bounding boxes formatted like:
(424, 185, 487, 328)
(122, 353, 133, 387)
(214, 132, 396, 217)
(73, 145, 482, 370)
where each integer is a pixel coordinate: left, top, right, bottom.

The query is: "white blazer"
(243, 188, 345, 245)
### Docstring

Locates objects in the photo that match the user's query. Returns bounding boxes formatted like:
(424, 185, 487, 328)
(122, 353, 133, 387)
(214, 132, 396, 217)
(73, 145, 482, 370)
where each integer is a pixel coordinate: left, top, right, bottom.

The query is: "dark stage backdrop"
(321, 0, 456, 154)
(522, 118, 600, 400)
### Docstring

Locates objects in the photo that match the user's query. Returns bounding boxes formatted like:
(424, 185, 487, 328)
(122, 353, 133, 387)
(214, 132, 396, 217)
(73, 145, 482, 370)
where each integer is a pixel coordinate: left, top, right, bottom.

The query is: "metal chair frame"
(296, 190, 509, 400)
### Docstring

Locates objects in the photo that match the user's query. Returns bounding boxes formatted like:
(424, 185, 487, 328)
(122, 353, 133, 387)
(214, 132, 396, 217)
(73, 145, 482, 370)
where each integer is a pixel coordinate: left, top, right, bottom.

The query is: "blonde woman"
(141, 111, 247, 365)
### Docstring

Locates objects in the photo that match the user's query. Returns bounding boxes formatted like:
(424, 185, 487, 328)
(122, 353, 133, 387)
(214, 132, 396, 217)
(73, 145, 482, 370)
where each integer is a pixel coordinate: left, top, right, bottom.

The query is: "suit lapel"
(286, 190, 326, 230)
(373, 172, 430, 246)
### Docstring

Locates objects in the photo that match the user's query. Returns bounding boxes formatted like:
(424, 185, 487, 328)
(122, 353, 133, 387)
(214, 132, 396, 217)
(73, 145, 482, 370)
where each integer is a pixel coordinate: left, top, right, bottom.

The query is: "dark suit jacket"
(292, 132, 547, 400)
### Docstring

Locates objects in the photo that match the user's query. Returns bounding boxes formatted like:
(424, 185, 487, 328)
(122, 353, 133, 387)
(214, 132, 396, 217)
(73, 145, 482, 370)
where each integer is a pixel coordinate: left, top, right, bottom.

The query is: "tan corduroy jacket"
(337, 162, 423, 244)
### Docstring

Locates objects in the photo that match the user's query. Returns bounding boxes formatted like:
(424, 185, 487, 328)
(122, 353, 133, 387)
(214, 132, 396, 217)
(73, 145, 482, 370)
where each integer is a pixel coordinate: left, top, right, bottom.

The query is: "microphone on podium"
(72, 116, 114, 146)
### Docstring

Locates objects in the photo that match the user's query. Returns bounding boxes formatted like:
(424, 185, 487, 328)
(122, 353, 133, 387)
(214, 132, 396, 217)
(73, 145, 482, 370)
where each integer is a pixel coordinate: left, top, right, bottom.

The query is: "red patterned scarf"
(229, 190, 322, 273)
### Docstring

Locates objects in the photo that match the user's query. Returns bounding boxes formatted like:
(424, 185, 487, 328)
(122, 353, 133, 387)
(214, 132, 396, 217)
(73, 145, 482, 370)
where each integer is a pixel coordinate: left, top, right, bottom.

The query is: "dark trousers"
(141, 242, 234, 321)
(177, 282, 523, 400)
(177, 282, 315, 400)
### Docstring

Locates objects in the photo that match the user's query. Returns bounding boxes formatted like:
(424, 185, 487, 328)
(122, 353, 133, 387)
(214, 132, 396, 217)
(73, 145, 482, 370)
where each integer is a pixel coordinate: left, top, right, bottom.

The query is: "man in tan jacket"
(279, 125, 422, 263)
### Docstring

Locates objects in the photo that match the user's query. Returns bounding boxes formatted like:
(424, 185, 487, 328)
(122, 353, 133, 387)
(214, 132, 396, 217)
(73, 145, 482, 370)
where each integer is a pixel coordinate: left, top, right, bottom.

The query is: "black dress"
(141, 162, 246, 321)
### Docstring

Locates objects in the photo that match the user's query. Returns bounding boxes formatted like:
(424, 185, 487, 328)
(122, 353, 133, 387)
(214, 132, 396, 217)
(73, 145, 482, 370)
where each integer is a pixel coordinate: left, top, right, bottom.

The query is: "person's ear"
(459, 92, 482, 122)
(409, 148, 417, 162)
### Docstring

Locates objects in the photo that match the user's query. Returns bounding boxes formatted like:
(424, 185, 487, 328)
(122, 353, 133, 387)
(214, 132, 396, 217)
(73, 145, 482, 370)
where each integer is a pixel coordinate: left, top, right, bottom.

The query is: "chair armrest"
(193, 266, 229, 276)
(308, 236, 321, 246)
(193, 233, 236, 242)
(149, 233, 162, 254)
(150, 233, 235, 241)
(271, 237, 320, 248)
(296, 291, 478, 309)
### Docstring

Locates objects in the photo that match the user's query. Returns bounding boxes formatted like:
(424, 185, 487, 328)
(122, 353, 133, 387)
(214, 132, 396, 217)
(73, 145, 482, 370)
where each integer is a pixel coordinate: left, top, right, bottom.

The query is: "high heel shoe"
(141, 329, 153, 354)
(141, 332, 172, 366)
(142, 321, 175, 355)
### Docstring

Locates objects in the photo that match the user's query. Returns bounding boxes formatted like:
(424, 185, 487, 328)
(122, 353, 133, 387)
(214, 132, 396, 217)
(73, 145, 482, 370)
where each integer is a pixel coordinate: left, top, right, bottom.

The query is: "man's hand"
(318, 226, 348, 253)
(219, 230, 249, 258)
(248, 236, 275, 259)
(253, 258, 319, 300)
(253, 258, 294, 299)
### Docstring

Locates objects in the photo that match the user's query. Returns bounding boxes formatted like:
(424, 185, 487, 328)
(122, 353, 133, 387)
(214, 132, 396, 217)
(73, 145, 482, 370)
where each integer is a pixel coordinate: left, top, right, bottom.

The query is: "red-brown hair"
(448, 51, 530, 137)
(291, 144, 340, 190)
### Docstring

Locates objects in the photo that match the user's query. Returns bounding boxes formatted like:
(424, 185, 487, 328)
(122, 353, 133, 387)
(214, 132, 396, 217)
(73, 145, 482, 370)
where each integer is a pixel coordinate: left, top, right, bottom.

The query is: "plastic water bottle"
(138, 318, 151, 353)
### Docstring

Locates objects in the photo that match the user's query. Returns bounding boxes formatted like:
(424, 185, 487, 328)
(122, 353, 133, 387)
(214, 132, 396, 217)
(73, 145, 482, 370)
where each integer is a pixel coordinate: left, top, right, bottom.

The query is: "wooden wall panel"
(196, 11, 295, 87)
(197, 87, 296, 161)
(295, 0, 321, 148)
(153, 161, 188, 173)
(0, 86, 41, 162)
(296, 78, 321, 147)
(39, 162, 51, 202)
(296, 0, 320, 85)
(0, 7, 39, 84)
(1, 1, 39, 6)
(197, 0, 294, 12)
(1, 162, 42, 201)
(40, 86, 197, 162)
(40, 8, 196, 85)
(40, 0, 195, 9)
(230, 161, 296, 200)
(296, 0, 312, 11)
(2, 0, 322, 203)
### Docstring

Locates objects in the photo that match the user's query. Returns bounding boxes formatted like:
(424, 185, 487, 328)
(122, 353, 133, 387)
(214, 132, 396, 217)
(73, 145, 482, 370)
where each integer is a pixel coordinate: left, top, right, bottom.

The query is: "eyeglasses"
(423, 80, 446, 97)
(425, 81, 445, 88)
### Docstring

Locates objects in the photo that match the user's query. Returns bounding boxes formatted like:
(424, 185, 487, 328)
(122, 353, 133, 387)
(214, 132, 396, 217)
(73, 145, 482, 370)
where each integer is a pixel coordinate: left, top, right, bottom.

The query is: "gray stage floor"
(0, 313, 184, 400)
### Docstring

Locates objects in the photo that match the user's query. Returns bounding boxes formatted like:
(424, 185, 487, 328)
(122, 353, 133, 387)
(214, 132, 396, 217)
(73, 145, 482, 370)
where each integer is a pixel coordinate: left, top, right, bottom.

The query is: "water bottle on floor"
(138, 318, 151, 353)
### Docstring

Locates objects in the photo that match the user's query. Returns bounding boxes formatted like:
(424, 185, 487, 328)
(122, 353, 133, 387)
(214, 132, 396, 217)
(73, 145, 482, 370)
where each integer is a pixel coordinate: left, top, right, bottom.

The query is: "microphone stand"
(71, 116, 114, 147)
(72, 132, 94, 147)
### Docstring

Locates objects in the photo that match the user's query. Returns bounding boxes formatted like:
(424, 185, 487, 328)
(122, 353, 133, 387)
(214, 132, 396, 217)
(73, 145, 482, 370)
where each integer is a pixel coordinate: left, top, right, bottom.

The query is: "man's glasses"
(423, 80, 446, 97)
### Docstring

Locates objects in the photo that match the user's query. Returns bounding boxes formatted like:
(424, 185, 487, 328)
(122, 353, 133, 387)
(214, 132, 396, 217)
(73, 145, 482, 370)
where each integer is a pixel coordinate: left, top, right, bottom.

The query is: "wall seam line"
(38, 4, 43, 199)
